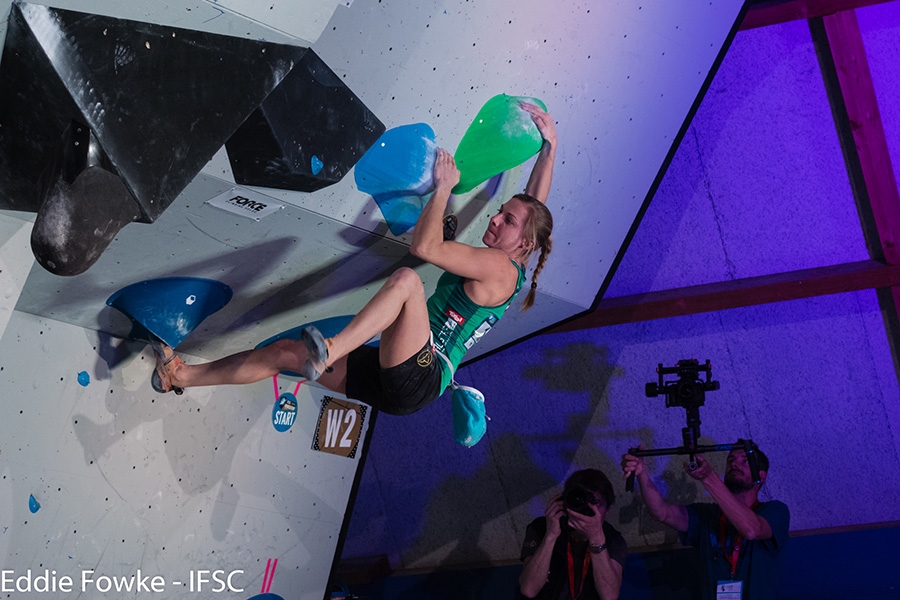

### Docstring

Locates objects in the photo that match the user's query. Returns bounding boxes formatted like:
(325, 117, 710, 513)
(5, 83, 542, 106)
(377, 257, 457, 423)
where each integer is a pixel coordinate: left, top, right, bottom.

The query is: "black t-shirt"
(520, 518, 628, 600)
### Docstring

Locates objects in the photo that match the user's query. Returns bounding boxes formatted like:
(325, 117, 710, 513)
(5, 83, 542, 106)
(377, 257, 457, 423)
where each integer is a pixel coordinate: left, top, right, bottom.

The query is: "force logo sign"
(227, 195, 268, 213)
(313, 397, 368, 458)
(207, 187, 283, 221)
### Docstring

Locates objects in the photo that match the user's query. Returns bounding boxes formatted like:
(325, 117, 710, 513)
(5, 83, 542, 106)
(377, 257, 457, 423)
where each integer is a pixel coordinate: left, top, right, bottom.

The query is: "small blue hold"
(77, 371, 90, 387)
(29, 494, 41, 513)
(311, 155, 324, 176)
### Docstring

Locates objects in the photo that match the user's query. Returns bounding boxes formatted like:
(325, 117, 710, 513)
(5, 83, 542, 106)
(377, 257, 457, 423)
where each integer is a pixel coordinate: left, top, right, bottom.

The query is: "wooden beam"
(741, 0, 895, 30)
(822, 10, 900, 264)
(550, 261, 900, 332)
(549, 3, 900, 337)
(816, 10, 900, 363)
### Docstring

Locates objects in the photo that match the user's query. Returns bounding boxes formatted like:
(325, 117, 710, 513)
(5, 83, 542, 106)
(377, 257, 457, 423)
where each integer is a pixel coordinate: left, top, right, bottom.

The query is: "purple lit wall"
(341, 6, 900, 572)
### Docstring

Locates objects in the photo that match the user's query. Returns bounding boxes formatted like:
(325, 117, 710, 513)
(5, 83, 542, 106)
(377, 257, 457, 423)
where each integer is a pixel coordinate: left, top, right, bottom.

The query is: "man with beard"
(621, 447, 789, 599)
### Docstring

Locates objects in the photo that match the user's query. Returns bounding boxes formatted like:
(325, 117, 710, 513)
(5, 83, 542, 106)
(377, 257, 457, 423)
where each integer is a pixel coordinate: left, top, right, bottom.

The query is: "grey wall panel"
(13, 173, 415, 360)
(0, 214, 32, 340)
(0, 0, 332, 47)
(0, 310, 368, 598)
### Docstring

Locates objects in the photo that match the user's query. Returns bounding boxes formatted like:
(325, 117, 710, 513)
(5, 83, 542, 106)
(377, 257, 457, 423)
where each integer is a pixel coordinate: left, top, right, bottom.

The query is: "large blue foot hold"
(300, 325, 329, 381)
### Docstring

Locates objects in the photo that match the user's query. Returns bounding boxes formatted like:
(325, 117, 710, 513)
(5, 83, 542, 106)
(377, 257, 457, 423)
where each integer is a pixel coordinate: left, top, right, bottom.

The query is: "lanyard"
(566, 540, 591, 600)
(718, 501, 758, 576)
(272, 375, 303, 400)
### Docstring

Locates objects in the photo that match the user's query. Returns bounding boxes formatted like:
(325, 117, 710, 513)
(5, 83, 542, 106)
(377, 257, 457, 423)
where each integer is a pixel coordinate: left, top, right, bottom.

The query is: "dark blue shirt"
(680, 500, 790, 599)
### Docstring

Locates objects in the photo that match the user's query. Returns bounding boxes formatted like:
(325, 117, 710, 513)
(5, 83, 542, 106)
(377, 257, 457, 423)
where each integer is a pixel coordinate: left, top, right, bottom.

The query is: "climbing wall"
(0, 0, 746, 597)
(0, 245, 371, 599)
(1, 0, 747, 363)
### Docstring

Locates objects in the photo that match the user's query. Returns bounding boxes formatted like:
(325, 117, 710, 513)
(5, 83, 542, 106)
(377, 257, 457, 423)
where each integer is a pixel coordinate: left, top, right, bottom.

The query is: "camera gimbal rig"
(625, 359, 762, 492)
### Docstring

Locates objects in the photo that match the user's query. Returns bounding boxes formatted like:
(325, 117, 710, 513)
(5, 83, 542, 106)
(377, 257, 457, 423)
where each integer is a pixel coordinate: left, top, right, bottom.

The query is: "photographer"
(621, 446, 789, 599)
(519, 469, 627, 600)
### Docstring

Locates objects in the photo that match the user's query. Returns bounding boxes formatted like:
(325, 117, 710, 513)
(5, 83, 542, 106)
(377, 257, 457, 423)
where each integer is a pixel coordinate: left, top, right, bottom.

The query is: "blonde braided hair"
(512, 193, 553, 311)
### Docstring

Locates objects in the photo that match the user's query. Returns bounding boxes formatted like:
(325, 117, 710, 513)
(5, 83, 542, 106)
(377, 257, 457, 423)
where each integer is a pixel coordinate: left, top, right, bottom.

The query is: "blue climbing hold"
(77, 371, 90, 386)
(311, 155, 324, 175)
(256, 315, 378, 378)
(29, 494, 41, 513)
(354, 123, 437, 235)
(107, 277, 233, 348)
(371, 192, 429, 236)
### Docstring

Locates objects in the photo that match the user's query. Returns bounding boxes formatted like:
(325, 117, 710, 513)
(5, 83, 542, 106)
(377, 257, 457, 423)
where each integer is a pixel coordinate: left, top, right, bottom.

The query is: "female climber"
(152, 102, 557, 416)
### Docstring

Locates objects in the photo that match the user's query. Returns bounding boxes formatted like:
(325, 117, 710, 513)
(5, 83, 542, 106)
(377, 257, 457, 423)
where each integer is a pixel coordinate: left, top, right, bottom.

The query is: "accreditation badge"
(716, 580, 743, 600)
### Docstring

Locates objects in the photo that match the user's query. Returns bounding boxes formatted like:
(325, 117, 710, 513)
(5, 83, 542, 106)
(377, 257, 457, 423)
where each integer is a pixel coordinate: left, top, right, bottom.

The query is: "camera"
(645, 358, 719, 410)
(564, 488, 598, 516)
(626, 358, 757, 494)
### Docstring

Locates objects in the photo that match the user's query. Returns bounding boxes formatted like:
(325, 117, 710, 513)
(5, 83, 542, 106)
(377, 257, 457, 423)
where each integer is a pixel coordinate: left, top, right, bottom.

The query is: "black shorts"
(345, 340, 444, 416)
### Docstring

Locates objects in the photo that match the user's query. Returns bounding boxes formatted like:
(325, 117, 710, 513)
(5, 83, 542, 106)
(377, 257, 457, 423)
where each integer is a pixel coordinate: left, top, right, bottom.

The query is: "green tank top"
(427, 260, 526, 391)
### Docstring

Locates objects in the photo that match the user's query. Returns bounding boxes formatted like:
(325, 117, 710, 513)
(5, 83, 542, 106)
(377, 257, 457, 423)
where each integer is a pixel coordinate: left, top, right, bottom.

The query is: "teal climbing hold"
(106, 277, 232, 348)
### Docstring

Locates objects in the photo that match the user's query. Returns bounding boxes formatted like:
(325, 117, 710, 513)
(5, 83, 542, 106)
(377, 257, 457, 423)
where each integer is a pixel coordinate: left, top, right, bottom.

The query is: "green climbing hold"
(452, 94, 548, 194)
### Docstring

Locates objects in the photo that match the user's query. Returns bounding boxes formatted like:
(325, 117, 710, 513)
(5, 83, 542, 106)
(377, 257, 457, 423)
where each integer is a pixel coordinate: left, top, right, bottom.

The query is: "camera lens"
(564, 488, 595, 516)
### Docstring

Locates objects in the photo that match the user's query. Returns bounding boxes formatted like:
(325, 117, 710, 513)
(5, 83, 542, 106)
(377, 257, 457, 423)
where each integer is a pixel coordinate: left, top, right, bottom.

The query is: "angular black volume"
(226, 50, 385, 192)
